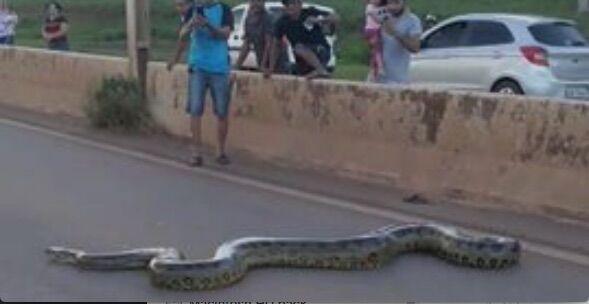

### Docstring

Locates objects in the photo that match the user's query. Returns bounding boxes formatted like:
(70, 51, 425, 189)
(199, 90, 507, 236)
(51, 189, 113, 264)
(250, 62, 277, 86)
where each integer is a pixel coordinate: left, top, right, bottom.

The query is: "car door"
(457, 20, 516, 90)
(410, 21, 471, 88)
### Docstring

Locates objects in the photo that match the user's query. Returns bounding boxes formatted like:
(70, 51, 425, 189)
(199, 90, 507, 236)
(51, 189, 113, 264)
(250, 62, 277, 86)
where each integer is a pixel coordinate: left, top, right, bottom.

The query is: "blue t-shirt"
(186, 2, 233, 74)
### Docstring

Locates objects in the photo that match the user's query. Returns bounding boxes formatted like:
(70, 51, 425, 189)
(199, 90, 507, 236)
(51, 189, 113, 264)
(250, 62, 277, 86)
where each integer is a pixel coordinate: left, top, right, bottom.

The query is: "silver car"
(410, 14, 589, 101)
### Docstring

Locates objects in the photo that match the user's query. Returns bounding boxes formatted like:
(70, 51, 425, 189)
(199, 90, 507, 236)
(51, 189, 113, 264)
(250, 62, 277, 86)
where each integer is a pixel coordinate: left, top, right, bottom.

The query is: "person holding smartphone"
(174, 0, 234, 167)
(374, 0, 421, 84)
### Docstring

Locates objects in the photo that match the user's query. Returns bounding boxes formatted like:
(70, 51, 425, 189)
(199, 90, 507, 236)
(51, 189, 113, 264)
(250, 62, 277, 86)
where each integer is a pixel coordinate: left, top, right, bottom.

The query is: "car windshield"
(529, 22, 588, 47)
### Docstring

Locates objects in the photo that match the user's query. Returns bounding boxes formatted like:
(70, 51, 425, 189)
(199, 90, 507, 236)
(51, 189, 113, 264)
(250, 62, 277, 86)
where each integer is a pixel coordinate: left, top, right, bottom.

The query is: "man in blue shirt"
(173, 0, 234, 167)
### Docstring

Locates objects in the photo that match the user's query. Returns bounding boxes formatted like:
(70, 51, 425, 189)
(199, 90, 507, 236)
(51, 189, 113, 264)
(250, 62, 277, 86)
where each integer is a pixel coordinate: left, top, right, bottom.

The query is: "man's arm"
(56, 22, 69, 39)
(260, 14, 277, 71)
(307, 7, 339, 26)
(168, 35, 189, 71)
(179, 20, 193, 40)
(181, 4, 233, 41)
(260, 32, 273, 71)
(382, 18, 421, 53)
(184, 15, 232, 40)
(264, 16, 285, 78)
(205, 3, 234, 40)
(264, 38, 280, 78)
(204, 19, 232, 40)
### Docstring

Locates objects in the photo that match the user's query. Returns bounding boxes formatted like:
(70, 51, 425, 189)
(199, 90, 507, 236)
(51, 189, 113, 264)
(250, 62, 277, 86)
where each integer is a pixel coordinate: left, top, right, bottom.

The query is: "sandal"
(216, 154, 231, 166)
(188, 155, 204, 167)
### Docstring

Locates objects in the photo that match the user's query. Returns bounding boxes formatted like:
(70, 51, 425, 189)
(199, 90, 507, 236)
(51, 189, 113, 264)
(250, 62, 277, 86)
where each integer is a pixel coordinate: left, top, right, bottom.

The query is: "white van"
(229, 1, 338, 73)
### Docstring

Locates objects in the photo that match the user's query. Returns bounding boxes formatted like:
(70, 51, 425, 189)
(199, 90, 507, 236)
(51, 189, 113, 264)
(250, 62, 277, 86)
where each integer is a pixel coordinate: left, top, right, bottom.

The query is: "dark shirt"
(44, 16, 68, 43)
(274, 7, 329, 49)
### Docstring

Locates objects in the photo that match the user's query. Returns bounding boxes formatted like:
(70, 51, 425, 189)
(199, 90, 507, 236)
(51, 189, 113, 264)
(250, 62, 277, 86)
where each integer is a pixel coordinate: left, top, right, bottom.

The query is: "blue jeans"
(0, 36, 8, 45)
(187, 67, 231, 119)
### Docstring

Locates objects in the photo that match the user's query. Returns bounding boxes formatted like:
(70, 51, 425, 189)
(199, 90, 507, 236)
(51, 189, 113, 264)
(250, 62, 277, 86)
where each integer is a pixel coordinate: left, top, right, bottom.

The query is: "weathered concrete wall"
(2, 47, 589, 219)
(152, 65, 589, 219)
(0, 47, 128, 117)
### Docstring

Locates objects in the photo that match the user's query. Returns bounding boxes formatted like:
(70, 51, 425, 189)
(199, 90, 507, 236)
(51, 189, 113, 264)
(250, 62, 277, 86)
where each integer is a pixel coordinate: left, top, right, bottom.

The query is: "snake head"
(45, 246, 82, 264)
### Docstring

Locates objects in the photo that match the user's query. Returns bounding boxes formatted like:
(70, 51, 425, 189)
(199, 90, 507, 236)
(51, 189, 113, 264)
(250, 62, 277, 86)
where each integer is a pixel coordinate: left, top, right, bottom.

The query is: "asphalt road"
(0, 121, 588, 302)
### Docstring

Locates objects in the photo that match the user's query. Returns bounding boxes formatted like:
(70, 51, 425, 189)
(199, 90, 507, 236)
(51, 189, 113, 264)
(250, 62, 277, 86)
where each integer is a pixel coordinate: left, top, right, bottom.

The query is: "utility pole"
(580, 0, 589, 13)
(126, 0, 150, 99)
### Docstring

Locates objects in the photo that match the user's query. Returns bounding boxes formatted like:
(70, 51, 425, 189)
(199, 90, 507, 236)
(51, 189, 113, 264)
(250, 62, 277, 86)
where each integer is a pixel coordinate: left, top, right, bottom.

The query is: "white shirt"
(5, 12, 18, 36)
(0, 11, 8, 38)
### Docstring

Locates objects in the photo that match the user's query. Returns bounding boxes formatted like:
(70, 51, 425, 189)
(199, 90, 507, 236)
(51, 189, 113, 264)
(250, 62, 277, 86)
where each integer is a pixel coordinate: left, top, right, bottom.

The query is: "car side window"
(464, 21, 515, 46)
(422, 21, 469, 49)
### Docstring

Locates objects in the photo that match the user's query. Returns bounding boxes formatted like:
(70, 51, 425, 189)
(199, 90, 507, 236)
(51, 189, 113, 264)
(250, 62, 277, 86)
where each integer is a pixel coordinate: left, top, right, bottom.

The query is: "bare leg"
(189, 116, 203, 166)
(293, 44, 329, 79)
(217, 117, 229, 157)
(214, 74, 231, 165)
(374, 40, 385, 76)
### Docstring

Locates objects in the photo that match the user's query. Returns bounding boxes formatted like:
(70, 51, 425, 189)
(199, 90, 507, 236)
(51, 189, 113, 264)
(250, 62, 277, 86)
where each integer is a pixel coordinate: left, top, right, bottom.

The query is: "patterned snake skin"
(45, 224, 521, 291)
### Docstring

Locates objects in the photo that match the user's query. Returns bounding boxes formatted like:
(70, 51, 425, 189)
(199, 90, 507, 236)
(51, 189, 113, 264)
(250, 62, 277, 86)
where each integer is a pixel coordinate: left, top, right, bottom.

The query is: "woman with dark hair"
(42, 1, 69, 51)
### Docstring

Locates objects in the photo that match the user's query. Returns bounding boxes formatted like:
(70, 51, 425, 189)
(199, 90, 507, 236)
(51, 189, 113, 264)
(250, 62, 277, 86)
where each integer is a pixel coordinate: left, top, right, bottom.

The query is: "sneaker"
(188, 155, 204, 167)
(216, 154, 231, 166)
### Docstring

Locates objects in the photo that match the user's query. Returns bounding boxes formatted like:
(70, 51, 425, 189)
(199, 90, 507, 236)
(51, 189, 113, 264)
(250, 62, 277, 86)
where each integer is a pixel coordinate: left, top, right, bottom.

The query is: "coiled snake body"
(46, 224, 521, 291)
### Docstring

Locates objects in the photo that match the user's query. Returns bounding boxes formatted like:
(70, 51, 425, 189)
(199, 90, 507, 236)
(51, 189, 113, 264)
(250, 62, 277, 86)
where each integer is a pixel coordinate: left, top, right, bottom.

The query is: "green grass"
(9, 0, 589, 81)
(333, 64, 369, 82)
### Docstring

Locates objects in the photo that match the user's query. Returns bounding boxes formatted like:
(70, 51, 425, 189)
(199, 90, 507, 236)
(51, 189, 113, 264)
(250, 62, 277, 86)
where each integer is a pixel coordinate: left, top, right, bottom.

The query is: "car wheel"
(492, 80, 524, 95)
